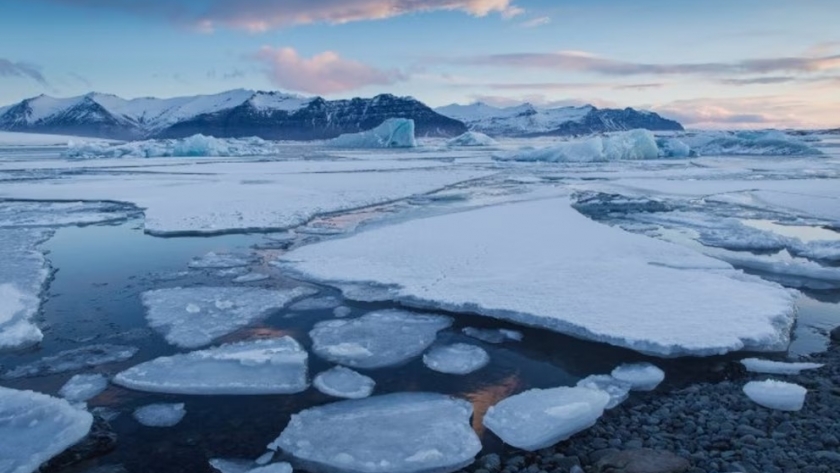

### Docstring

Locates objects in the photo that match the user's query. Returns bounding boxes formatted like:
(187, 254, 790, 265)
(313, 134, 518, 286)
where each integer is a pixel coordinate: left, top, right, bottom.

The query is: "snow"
(279, 197, 797, 357)
(740, 358, 824, 375)
(113, 337, 308, 395)
(328, 118, 418, 148)
(743, 380, 807, 411)
(422, 343, 489, 375)
(0, 229, 51, 350)
(576, 375, 632, 409)
(0, 386, 93, 473)
(447, 132, 498, 147)
(309, 310, 452, 369)
(248, 91, 311, 112)
(2, 344, 138, 379)
(495, 130, 681, 162)
(268, 392, 481, 473)
(133, 403, 186, 427)
(189, 252, 254, 269)
(610, 363, 665, 391)
(0, 130, 113, 146)
(58, 374, 109, 403)
(142, 286, 316, 349)
(313, 366, 376, 399)
(462, 327, 522, 344)
(483, 386, 611, 451)
(436, 102, 591, 136)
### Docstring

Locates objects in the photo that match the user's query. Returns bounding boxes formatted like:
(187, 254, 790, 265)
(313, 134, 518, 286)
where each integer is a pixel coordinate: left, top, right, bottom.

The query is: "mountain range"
(0, 90, 683, 141)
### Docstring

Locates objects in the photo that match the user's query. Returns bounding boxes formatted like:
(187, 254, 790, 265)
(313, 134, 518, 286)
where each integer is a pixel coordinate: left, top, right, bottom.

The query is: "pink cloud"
(254, 47, 406, 95)
(651, 96, 840, 129)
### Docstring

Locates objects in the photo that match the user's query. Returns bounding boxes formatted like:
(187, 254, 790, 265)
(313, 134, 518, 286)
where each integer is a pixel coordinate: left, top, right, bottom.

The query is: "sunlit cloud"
(652, 96, 840, 129)
(520, 16, 550, 28)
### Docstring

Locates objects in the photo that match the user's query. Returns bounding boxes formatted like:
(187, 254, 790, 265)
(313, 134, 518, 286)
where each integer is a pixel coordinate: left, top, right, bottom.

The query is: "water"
(742, 219, 840, 243)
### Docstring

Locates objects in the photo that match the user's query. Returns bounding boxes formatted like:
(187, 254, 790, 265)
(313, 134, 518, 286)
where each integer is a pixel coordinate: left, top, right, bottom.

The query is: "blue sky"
(1, 0, 838, 128)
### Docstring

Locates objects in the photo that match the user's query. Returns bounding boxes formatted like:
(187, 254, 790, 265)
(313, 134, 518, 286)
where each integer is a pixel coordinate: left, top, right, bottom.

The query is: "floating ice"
(743, 380, 807, 411)
(268, 392, 481, 473)
(333, 306, 353, 318)
(576, 375, 632, 409)
(0, 386, 93, 473)
(133, 403, 186, 427)
(611, 363, 665, 391)
(462, 327, 522, 344)
(483, 387, 611, 451)
(0, 201, 130, 229)
(142, 286, 317, 349)
(740, 358, 824, 375)
(791, 240, 840, 263)
(113, 337, 308, 395)
(279, 198, 797, 357)
(495, 130, 678, 162)
(58, 373, 109, 403)
(189, 252, 253, 269)
(288, 296, 342, 311)
(711, 249, 840, 289)
(63, 134, 286, 159)
(423, 344, 489, 375)
(209, 459, 293, 473)
(233, 273, 270, 283)
(313, 366, 376, 399)
(309, 310, 452, 369)
(447, 131, 498, 147)
(2, 344, 139, 379)
(327, 118, 417, 148)
(0, 228, 51, 350)
(682, 130, 821, 156)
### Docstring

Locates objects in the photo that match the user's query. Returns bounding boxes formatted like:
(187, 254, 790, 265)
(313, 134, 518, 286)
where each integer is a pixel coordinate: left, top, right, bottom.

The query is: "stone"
(41, 415, 118, 473)
(594, 449, 691, 473)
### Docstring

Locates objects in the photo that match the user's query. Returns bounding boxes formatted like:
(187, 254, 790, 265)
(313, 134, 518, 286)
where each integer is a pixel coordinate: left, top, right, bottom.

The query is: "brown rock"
(594, 449, 690, 473)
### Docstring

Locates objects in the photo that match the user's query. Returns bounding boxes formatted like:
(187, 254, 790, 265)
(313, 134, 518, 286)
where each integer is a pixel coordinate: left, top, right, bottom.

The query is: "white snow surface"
(447, 132, 498, 147)
(313, 366, 376, 399)
(113, 337, 308, 395)
(0, 386, 93, 473)
(279, 197, 798, 357)
(268, 392, 481, 473)
(743, 380, 807, 411)
(309, 310, 452, 369)
(0, 229, 51, 350)
(142, 286, 316, 348)
(328, 118, 417, 148)
(740, 358, 824, 375)
(436, 102, 591, 136)
(483, 386, 611, 451)
(610, 363, 665, 391)
(422, 343, 490, 375)
(133, 403, 187, 427)
(576, 375, 632, 409)
(0, 131, 113, 146)
(58, 374, 109, 403)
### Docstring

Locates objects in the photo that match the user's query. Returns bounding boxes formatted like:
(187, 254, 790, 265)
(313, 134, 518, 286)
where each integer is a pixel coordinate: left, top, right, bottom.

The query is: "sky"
(0, 0, 838, 129)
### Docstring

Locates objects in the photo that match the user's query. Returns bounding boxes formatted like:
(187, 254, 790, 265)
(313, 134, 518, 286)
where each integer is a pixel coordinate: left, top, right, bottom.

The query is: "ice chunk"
(483, 387, 611, 451)
(462, 327, 522, 344)
(58, 374, 109, 403)
(499, 329, 523, 341)
(496, 130, 667, 162)
(447, 131, 498, 147)
(0, 228, 52, 350)
(189, 251, 253, 269)
(327, 118, 417, 149)
(423, 343, 489, 375)
(209, 459, 293, 473)
(682, 130, 821, 156)
(279, 197, 797, 357)
(309, 310, 452, 369)
(233, 272, 270, 283)
(576, 375, 632, 409)
(709, 249, 840, 290)
(268, 392, 480, 473)
(2, 344, 138, 379)
(740, 358, 824, 375)
(113, 337, 308, 395)
(333, 306, 353, 318)
(142, 286, 317, 349)
(313, 366, 376, 399)
(288, 296, 342, 311)
(0, 386, 93, 473)
(63, 134, 287, 159)
(611, 363, 665, 391)
(743, 380, 807, 411)
(133, 403, 186, 427)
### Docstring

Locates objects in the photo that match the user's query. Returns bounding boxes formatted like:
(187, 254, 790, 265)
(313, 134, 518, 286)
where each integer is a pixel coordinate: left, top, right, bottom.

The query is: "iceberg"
(447, 131, 498, 147)
(483, 386, 611, 451)
(313, 366, 376, 399)
(309, 310, 451, 369)
(327, 118, 417, 148)
(0, 386, 93, 473)
(743, 380, 806, 411)
(63, 134, 285, 159)
(113, 337, 308, 395)
(610, 363, 665, 391)
(58, 373, 109, 403)
(422, 343, 489, 375)
(142, 286, 317, 349)
(682, 130, 822, 156)
(495, 129, 679, 162)
(0, 229, 52, 350)
(133, 403, 186, 427)
(576, 375, 632, 409)
(278, 198, 797, 357)
(740, 358, 824, 375)
(268, 392, 481, 473)
(2, 344, 139, 379)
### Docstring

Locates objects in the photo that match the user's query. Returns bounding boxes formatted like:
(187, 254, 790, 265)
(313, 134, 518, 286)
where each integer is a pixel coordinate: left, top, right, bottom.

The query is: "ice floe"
(113, 337, 308, 395)
(313, 366, 376, 399)
(142, 286, 317, 349)
(233, 273, 270, 283)
(210, 459, 293, 473)
(447, 131, 498, 147)
(422, 343, 489, 375)
(268, 392, 481, 473)
(2, 344, 138, 379)
(327, 118, 417, 149)
(309, 310, 452, 369)
(483, 386, 611, 451)
(709, 249, 840, 290)
(0, 228, 51, 350)
(133, 403, 186, 427)
(279, 197, 797, 357)
(0, 386, 93, 473)
(611, 363, 665, 391)
(58, 373, 109, 403)
(461, 327, 522, 344)
(740, 358, 824, 375)
(576, 375, 632, 409)
(189, 251, 254, 269)
(333, 306, 353, 318)
(743, 380, 807, 411)
(288, 295, 342, 311)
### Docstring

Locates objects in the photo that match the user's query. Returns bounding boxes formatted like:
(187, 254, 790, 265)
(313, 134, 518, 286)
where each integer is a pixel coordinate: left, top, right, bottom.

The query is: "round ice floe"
(462, 327, 523, 344)
(743, 380, 807, 411)
(133, 403, 186, 427)
(209, 459, 293, 473)
(268, 392, 480, 473)
(483, 386, 610, 451)
(333, 306, 353, 318)
(576, 375, 632, 409)
(309, 310, 452, 369)
(740, 358, 824, 375)
(610, 363, 665, 391)
(423, 343, 489, 375)
(313, 366, 376, 399)
(59, 373, 109, 403)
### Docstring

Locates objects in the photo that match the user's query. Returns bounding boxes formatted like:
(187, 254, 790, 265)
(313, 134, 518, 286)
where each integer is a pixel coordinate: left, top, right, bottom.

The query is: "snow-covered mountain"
(0, 90, 466, 140)
(435, 102, 683, 137)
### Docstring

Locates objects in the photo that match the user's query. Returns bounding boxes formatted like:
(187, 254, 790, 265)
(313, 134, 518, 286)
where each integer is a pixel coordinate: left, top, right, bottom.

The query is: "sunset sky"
(1, 0, 838, 128)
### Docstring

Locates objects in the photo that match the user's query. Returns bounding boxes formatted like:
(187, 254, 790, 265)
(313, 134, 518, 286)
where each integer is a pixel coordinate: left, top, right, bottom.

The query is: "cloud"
(46, 0, 521, 31)
(520, 16, 549, 28)
(253, 46, 406, 94)
(0, 59, 48, 86)
(651, 96, 839, 129)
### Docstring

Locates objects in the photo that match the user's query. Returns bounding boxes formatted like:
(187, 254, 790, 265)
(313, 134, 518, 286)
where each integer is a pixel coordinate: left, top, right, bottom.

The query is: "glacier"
(327, 118, 417, 148)
(313, 366, 376, 399)
(422, 343, 490, 375)
(743, 380, 807, 411)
